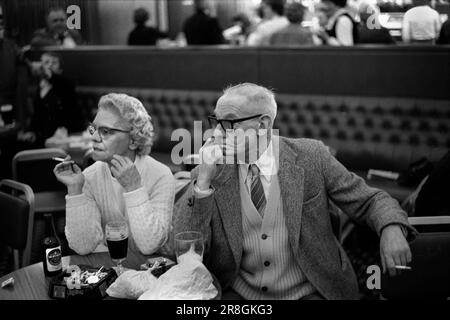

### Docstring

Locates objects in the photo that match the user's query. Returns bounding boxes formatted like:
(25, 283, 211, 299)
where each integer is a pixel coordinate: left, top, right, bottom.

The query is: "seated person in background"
(310, 3, 330, 45)
(402, 0, 441, 44)
(54, 93, 175, 255)
(403, 151, 450, 216)
(174, 83, 416, 300)
(0, 15, 20, 122)
(437, 19, 450, 44)
(246, 0, 289, 46)
(30, 7, 83, 48)
(182, 0, 224, 45)
(269, 2, 314, 46)
(357, 3, 395, 44)
(19, 52, 83, 146)
(223, 13, 253, 45)
(128, 7, 168, 46)
(316, 0, 358, 46)
(0, 15, 24, 179)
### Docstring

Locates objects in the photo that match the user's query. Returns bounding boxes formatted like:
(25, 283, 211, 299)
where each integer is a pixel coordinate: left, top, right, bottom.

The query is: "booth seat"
(75, 86, 450, 201)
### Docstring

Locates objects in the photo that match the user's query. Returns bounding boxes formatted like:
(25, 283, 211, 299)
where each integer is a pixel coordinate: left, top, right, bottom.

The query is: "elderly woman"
(54, 93, 175, 255)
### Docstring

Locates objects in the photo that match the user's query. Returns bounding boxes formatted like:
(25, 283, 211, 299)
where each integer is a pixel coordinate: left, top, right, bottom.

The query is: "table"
(0, 251, 221, 300)
(0, 251, 149, 300)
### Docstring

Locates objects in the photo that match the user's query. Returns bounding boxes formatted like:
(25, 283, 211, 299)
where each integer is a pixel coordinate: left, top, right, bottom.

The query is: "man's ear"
(259, 115, 272, 130)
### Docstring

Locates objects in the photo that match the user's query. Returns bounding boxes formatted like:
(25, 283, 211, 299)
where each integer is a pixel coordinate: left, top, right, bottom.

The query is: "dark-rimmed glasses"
(207, 114, 262, 131)
(87, 124, 131, 140)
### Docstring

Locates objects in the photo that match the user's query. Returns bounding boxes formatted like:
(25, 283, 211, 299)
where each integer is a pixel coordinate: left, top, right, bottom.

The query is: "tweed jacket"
(173, 136, 415, 300)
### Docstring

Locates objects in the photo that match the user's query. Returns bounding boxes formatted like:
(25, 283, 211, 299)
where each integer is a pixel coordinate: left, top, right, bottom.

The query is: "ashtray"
(48, 265, 117, 299)
(140, 257, 176, 277)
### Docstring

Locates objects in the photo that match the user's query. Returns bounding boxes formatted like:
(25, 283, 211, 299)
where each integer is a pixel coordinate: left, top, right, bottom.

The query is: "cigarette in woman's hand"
(394, 265, 412, 270)
(52, 157, 74, 163)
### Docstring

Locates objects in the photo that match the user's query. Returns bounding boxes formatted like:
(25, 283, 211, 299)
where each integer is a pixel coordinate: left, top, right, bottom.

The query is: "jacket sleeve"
(317, 141, 417, 240)
(172, 167, 216, 259)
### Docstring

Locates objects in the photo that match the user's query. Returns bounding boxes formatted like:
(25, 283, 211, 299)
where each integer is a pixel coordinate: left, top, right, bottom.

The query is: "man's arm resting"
(318, 141, 417, 240)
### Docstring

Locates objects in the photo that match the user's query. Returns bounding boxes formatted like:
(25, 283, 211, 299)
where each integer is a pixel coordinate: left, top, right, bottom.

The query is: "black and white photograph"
(0, 0, 449, 306)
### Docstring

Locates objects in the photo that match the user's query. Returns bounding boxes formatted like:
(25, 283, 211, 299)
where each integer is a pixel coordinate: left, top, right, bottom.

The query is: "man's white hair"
(222, 83, 277, 122)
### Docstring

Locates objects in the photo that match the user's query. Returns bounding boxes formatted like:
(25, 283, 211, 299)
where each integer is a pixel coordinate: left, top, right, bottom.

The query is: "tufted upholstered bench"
(74, 86, 449, 202)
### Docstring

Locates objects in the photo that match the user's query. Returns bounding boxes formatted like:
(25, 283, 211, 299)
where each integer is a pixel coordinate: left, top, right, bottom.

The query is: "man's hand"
(197, 137, 222, 191)
(110, 155, 142, 193)
(380, 224, 412, 276)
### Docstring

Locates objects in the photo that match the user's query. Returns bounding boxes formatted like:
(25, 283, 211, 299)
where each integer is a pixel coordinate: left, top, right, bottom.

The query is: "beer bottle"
(42, 214, 62, 277)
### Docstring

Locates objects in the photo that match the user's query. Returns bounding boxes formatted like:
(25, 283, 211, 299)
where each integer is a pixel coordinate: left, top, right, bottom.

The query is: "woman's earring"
(129, 140, 137, 150)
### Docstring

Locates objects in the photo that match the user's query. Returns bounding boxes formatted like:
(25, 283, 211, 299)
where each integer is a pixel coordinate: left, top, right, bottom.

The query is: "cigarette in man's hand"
(394, 265, 412, 270)
(52, 157, 74, 163)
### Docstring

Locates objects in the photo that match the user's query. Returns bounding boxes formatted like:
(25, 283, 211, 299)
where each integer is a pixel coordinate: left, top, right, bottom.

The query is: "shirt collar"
(239, 139, 276, 181)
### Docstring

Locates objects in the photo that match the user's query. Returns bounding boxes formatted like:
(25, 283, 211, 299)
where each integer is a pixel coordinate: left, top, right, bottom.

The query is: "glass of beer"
(105, 220, 129, 275)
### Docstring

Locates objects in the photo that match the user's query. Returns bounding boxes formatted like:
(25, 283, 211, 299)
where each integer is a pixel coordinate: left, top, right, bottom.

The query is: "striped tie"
(249, 164, 266, 217)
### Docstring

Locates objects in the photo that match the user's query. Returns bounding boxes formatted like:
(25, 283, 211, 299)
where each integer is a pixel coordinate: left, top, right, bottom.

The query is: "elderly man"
(30, 7, 83, 48)
(174, 83, 416, 300)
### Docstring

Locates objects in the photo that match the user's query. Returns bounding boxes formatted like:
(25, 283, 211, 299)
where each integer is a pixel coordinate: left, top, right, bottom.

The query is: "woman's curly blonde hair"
(98, 93, 154, 155)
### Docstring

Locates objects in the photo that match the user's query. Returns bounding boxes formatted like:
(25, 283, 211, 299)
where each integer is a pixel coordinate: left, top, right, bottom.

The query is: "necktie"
(249, 164, 266, 217)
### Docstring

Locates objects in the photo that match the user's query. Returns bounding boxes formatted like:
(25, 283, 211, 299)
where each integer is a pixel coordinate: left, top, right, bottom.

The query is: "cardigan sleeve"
(65, 179, 104, 255)
(123, 169, 175, 255)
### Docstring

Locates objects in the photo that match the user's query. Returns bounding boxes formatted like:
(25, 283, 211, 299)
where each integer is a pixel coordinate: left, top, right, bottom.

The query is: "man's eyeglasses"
(208, 114, 262, 131)
(87, 124, 131, 140)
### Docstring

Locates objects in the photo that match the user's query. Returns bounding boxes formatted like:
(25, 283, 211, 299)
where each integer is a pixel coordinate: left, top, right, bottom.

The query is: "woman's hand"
(53, 155, 85, 195)
(110, 155, 142, 193)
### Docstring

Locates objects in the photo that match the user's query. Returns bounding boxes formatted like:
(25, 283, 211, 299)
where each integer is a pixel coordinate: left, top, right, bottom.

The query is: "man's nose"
(92, 131, 102, 142)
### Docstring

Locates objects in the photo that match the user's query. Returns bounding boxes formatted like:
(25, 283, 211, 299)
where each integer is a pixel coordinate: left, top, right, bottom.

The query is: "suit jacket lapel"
(212, 164, 243, 268)
(277, 137, 305, 254)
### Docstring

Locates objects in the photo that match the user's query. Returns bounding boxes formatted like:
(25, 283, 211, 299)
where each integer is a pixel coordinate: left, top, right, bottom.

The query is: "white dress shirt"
(238, 141, 276, 200)
(402, 5, 441, 42)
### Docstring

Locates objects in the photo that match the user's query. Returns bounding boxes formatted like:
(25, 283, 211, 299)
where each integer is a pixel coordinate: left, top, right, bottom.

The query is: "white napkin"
(138, 251, 217, 300)
(106, 269, 157, 299)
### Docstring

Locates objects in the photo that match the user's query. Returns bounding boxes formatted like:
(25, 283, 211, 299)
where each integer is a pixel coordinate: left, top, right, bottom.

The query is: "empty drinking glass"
(174, 231, 204, 263)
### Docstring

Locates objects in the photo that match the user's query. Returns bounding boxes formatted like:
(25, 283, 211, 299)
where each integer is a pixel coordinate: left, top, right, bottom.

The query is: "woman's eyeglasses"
(207, 114, 262, 131)
(87, 124, 131, 140)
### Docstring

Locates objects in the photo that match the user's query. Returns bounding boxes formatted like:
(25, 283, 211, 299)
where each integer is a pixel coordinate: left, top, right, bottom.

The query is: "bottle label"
(46, 247, 62, 272)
